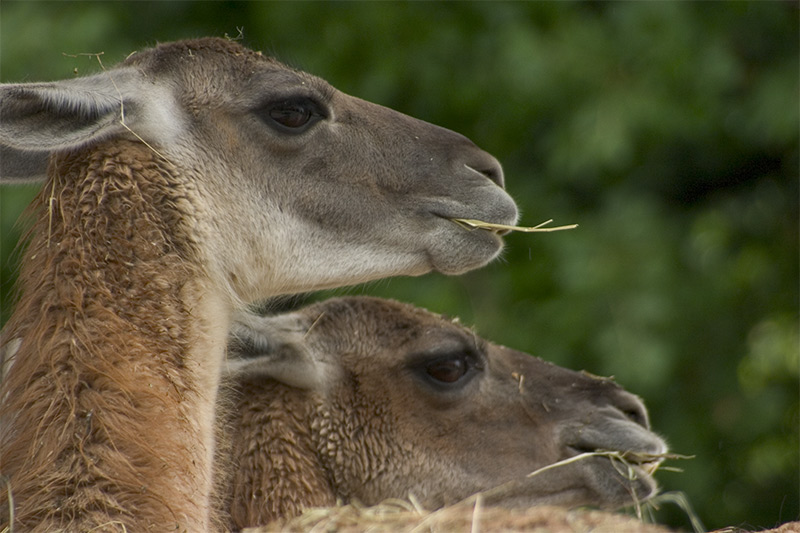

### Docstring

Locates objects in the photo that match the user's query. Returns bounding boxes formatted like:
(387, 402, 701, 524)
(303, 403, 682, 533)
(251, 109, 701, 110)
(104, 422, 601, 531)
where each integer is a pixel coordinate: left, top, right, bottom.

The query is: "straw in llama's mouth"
(450, 218, 578, 235)
(539, 449, 690, 480)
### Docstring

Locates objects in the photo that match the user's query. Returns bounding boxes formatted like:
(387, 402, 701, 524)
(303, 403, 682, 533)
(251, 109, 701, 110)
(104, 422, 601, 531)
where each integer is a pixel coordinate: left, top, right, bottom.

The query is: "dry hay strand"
(451, 218, 578, 234)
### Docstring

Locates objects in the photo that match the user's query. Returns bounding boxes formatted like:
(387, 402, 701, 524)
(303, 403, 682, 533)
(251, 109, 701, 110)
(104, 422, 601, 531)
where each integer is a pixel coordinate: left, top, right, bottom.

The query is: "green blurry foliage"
(1, 2, 797, 530)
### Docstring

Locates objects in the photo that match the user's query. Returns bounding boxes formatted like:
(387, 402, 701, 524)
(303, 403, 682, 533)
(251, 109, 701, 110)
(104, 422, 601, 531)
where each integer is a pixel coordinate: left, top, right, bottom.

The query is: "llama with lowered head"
(221, 297, 668, 529)
(0, 38, 517, 532)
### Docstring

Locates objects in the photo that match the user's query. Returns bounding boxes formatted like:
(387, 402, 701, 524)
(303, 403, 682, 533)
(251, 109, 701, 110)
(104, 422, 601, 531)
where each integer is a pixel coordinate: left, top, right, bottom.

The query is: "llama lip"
(640, 460, 662, 476)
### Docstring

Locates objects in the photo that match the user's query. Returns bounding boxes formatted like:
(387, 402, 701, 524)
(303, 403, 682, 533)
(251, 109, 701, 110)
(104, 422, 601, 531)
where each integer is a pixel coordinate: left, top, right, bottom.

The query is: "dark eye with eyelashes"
(411, 349, 482, 390)
(257, 97, 325, 134)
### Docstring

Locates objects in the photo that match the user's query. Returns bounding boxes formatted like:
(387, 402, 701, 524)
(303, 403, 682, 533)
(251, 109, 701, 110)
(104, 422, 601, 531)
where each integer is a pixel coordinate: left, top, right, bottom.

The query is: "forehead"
(122, 37, 333, 104)
(123, 37, 273, 74)
(304, 298, 471, 349)
(118, 37, 337, 113)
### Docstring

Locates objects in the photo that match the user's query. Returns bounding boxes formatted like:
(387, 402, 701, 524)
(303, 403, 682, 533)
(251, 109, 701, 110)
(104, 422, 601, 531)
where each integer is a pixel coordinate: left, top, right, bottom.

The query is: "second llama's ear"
(225, 311, 331, 391)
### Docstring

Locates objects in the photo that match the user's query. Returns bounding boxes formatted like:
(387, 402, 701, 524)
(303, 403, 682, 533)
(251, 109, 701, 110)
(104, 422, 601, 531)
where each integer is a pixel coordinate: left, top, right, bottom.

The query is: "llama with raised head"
(0, 38, 517, 532)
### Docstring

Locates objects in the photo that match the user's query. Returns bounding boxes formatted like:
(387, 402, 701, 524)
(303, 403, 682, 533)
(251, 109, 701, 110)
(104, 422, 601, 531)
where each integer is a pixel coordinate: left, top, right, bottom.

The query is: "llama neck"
(226, 379, 335, 529)
(0, 141, 229, 532)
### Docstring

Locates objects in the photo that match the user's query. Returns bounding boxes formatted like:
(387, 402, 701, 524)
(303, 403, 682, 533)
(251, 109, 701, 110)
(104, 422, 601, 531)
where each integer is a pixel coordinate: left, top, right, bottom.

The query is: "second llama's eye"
(425, 357, 468, 383)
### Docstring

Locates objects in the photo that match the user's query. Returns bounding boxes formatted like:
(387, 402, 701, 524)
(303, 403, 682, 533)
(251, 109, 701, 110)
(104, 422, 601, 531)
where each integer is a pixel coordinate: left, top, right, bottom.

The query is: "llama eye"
(425, 357, 469, 383)
(259, 98, 324, 134)
(409, 343, 483, 391)
(269, 103, 311, 128)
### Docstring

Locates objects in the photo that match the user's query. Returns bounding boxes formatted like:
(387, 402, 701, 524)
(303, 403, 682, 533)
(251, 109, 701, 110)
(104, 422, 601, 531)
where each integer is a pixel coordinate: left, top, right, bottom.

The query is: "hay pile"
(245, 501, 673, 533)
(245, 499, 799, 533)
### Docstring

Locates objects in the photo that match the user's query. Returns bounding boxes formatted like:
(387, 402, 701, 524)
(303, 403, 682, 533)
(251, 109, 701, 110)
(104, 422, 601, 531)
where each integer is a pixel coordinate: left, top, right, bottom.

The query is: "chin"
(431, 232, 505, 275)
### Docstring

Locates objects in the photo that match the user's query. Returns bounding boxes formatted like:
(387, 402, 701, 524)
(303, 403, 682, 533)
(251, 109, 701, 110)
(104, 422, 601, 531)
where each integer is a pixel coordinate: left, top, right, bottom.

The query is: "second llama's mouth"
(561, 445, 675, 479)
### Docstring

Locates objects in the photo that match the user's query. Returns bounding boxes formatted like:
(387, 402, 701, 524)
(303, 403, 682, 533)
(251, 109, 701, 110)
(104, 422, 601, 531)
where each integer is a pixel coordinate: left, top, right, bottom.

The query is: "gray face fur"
(0, 38, 518, 301)
(226, 297, 668, 519)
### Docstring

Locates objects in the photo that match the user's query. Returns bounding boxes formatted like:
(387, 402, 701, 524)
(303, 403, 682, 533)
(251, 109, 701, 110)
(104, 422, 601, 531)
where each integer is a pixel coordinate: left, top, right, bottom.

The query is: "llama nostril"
(477, 164, 504, 187)
(619, 400, 650, 429)
(464, 154, 505, 188)
(610, 389, 650, 429)
(624, 408, 647, 427)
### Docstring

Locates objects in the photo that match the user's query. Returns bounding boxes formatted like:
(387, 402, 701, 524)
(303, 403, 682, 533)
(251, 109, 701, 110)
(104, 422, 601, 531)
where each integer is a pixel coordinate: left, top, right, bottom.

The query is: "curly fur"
(0, 141, 223, 531)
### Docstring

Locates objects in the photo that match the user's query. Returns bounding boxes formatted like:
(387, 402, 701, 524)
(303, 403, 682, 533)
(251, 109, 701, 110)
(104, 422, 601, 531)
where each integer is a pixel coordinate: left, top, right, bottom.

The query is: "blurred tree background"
(1, 2, 797, 530)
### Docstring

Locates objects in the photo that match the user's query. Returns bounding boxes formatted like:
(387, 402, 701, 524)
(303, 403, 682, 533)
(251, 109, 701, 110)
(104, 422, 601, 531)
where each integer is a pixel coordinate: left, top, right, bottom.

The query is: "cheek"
(300, 155, 329, 178)
(295, 182, 386, 231)
(444, 406, 567, 480)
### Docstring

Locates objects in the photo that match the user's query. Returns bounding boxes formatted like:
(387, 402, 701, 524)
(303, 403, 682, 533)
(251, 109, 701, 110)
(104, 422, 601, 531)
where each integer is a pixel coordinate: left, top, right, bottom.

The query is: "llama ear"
(225, 311, 330, 391)
(0, 73, 129, 182)
(0, 68, 179, 182)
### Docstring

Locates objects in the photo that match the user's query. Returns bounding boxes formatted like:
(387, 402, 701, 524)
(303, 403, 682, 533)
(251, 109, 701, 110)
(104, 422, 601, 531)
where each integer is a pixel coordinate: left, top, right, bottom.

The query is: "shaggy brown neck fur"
(225, 378, 336, 529)
(0, 141, 227, 532)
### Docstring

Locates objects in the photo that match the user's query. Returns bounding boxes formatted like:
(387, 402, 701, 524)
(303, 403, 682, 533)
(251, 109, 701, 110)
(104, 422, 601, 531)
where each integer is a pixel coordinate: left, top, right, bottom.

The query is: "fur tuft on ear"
(226, 311, 332, 391)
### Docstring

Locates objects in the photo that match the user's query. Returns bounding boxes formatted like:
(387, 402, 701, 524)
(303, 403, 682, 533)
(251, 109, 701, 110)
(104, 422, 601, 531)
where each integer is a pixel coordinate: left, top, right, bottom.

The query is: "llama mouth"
(449, 217, 577, 236)
(563, 446, 670, 480)
(429, 212, 512, 236)
(612, 450, 665, 476)
(449, 217, 511, 236)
